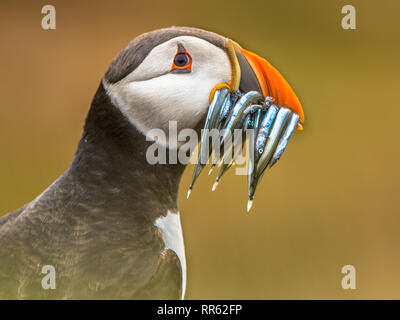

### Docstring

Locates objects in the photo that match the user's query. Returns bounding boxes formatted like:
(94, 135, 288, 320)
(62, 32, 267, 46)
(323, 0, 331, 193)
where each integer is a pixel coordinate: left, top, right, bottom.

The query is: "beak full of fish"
(187, 88, 300, 212)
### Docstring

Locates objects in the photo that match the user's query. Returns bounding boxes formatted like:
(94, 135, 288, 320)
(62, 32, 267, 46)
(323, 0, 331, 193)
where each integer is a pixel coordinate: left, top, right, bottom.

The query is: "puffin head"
(102, 26, 304, 146)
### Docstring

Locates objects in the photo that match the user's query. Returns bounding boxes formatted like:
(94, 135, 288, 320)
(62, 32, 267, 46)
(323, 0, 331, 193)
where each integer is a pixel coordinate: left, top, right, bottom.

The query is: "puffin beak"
(225, 39, 304, 128)
(190, 39, 305, 203)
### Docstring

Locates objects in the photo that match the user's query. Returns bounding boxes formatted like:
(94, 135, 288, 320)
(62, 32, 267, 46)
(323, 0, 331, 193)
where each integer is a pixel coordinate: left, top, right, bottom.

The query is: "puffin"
(0, 26, 303, 299)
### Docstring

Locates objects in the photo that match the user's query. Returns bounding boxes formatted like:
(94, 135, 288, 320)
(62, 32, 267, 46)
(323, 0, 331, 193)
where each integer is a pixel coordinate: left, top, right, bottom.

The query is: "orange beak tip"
(239, 47, 305, 128)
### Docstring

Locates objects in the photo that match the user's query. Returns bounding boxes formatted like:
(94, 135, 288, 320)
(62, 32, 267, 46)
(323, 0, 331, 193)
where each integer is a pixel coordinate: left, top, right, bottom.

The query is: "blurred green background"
(1, 0, 399, 299)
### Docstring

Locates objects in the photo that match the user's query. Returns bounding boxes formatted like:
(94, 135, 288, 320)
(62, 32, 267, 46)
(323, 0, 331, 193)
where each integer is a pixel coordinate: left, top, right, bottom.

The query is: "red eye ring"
(171, 44, 192, 73)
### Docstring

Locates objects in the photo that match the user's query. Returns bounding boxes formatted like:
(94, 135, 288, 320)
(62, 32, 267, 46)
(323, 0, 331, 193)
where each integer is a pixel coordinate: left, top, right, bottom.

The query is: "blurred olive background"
(1, 0, 399, 299)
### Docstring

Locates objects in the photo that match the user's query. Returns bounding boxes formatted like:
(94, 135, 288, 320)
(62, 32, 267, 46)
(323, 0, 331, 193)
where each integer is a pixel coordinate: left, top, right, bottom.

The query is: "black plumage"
(0, 84, 184, 299)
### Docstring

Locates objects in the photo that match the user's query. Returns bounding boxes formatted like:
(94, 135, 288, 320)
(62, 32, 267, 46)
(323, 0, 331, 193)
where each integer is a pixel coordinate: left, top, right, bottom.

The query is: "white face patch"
(154, 210, 186, 300)
(103, 36, 231, 147)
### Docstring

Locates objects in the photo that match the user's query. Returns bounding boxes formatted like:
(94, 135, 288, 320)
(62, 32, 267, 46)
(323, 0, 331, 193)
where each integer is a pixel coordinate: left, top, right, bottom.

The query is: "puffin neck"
(69, 83, 186, 216)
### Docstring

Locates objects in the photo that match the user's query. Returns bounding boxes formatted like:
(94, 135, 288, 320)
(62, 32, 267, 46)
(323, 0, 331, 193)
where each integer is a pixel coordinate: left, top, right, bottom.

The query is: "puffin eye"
(171, 44, 192, 73)
(174, 53, 189, 67)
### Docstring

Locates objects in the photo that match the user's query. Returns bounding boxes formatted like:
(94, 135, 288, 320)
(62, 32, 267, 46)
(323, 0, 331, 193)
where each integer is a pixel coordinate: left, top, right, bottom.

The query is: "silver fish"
(187, 88, 229, 197)
(187, 88, 301, 210)
(252, 108, 292, 198)
(247, 108, 262, 205)
(268, 112, 299, 168)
